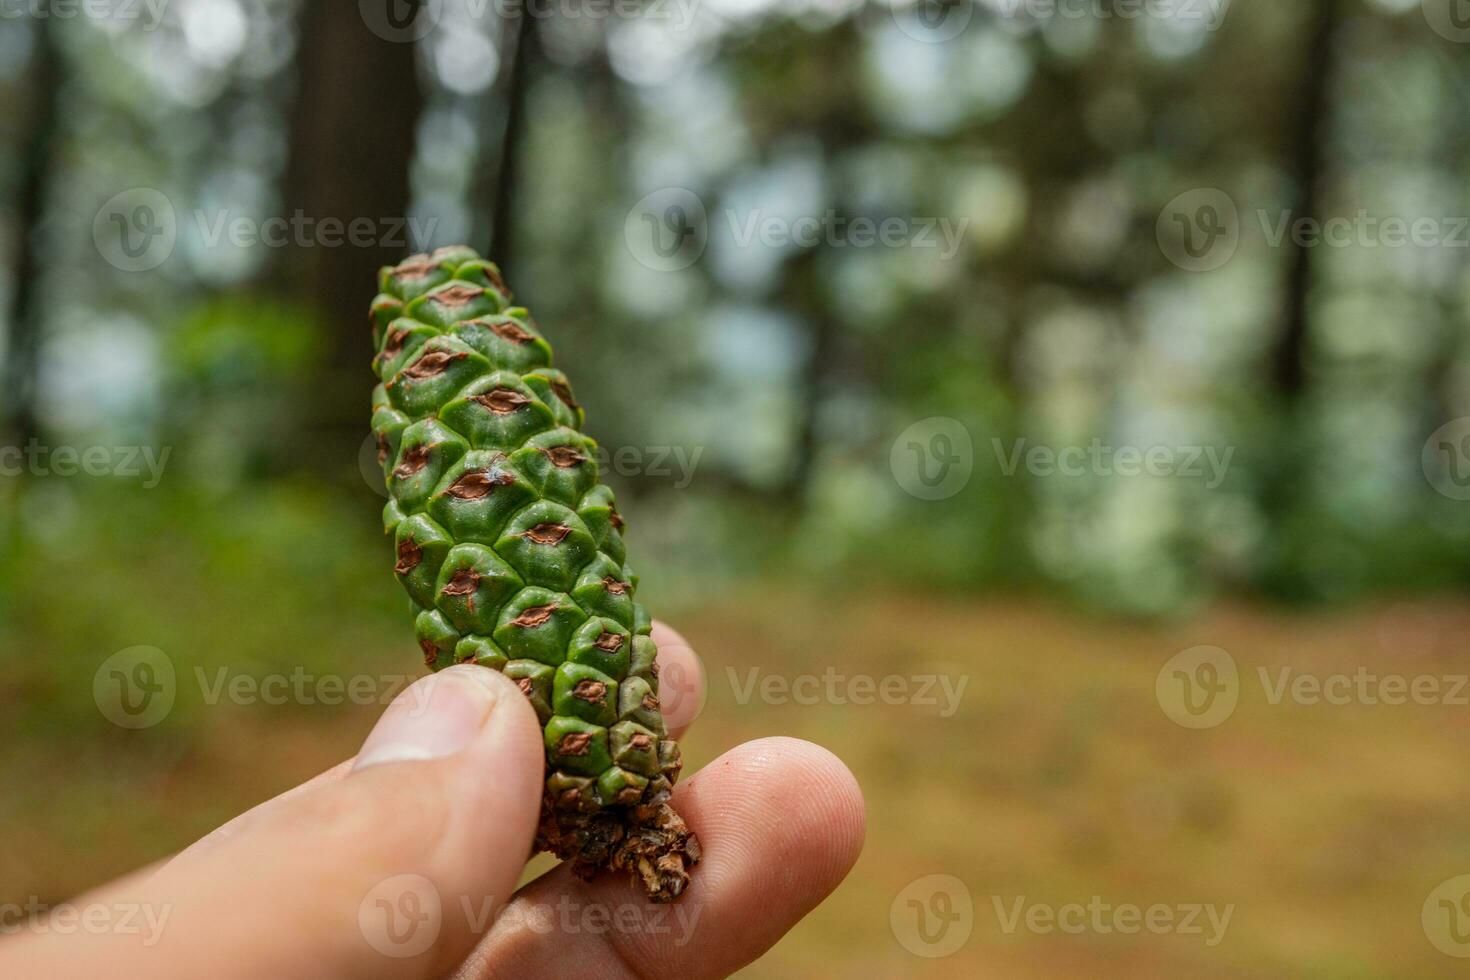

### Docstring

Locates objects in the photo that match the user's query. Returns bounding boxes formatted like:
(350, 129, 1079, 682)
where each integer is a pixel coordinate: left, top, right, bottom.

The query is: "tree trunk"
(1258, 0, 1339, 593)
(1274, 0, 1338, 398)
(4, 18, 61, 448)
(278, 2, 425, 441)
(487, 11, 537, 278)
(783, 247, 839, 500)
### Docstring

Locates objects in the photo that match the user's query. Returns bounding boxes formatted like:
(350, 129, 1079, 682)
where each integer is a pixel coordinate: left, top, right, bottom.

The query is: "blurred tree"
(2, 17, 58, 449)
(278, 0, 424, 442)
(486, 9, 538, 279)
(1257, 0, 1342, 597)
(1275, 0, 1339, 400)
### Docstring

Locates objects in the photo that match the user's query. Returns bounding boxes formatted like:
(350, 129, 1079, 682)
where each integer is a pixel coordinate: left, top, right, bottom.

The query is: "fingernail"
(352, 667, 502, 772)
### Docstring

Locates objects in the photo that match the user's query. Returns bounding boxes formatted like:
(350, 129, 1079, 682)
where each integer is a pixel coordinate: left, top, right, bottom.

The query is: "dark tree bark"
(782, 245, 842, 501)
(487, 11, 537, 278)
(4, 18, 61, 448)
(1257, 0, 1339, 592)
(1429, 51, 1470, 426)
(1274, 0, 1338, 398)
(279, 1, 425, 436)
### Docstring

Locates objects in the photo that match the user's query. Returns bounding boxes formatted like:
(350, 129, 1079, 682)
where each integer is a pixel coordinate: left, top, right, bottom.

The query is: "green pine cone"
(370, 246, 699, 901)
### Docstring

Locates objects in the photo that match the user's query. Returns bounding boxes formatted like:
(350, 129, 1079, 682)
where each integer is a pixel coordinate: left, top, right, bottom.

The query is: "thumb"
(3, 666, 544, 980)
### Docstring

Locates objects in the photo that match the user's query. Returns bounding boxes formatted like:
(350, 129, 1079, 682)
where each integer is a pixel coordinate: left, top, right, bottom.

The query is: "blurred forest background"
(4, 1, 1470, 977)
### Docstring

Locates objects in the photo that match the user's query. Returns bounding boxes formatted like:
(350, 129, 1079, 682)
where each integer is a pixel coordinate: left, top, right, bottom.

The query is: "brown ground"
(5, 591, 1470, 978)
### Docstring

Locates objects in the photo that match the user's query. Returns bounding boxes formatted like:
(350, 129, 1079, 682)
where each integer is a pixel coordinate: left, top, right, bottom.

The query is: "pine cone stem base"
(536, 798, 702, 903)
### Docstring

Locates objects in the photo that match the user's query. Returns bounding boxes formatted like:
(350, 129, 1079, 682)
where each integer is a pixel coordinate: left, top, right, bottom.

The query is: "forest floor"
(2, 487, 1469, 978)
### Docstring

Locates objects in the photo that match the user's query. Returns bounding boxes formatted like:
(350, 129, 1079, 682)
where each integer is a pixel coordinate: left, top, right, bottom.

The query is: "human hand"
(0, 623, 865, 979)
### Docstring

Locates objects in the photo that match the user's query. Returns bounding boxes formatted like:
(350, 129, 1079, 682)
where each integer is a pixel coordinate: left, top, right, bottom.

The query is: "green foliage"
(0, 478, 401, 743)
(170, 297, 321, 385)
